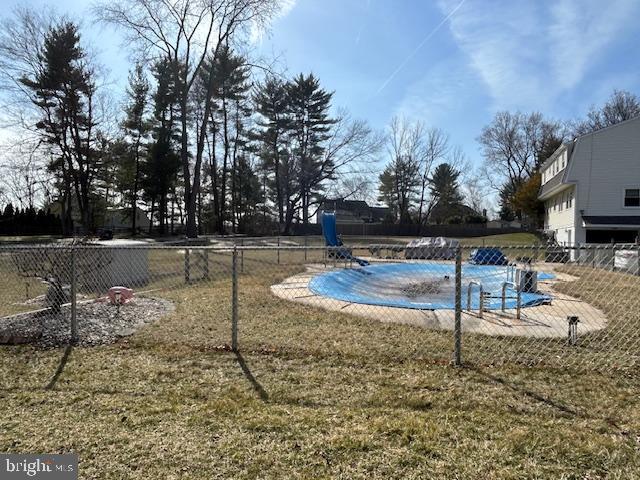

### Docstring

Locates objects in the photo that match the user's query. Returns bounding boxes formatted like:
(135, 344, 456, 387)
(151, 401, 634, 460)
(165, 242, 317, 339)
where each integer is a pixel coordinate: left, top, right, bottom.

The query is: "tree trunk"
(148, 198, 155, 235)
(218, 95, 230, 234)
(132, 135, 141, 235)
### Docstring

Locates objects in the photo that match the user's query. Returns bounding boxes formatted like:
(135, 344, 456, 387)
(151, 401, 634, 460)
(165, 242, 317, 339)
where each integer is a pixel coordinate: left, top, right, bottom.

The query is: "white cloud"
(393, 57, 475, 126)
(548, 0, 638, 90)
(435, 0, 640, 112)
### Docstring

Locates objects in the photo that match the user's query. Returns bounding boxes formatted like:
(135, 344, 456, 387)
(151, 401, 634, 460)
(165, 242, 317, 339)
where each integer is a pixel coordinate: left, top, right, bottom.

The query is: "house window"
(624, 189, 640, 207)
(567, 191, 573, 208)
(558, 194, 563, 211)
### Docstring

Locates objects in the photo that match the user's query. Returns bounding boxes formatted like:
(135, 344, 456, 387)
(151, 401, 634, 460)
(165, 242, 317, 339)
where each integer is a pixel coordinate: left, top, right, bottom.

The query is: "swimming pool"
(308, 262, 553, 310)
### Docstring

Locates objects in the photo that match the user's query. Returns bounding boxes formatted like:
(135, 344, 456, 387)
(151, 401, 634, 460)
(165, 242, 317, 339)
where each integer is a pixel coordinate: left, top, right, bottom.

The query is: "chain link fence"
(1, 242, 638, 371)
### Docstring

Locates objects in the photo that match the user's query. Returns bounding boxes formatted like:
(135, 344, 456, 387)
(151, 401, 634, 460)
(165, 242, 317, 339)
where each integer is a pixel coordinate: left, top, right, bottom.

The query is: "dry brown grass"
(0, 248, 639, 478)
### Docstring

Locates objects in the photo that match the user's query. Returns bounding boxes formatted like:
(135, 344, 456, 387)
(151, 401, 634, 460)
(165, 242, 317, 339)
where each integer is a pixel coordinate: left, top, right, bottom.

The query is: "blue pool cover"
(309, 262, 553, 310)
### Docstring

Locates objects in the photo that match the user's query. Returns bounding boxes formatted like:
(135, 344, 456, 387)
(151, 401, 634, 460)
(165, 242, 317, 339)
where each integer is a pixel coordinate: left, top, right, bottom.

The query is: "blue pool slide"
(321, 212, 369, 266)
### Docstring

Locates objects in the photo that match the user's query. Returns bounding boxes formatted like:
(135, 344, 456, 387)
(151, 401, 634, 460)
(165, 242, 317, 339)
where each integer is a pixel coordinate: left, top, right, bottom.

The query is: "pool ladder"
(466, 281, 485, 318)
(466, 280, 522, 320)
(501, 281, 522, 320)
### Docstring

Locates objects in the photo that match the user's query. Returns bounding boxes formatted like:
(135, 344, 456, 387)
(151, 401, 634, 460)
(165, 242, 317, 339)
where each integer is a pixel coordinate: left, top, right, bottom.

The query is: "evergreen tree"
(498, 179, 521, 221)
(121, 63, 151, 234)
(19, 21, 100, 233)
(199, 46, 251, 234)
(233, 155, 263, 232)
(143, 58, 181, 234)
(253, 77, 290, 227)
(378, 156, 420, 223)
(429, 163, 463, 207)
(286, 73, 336, 228)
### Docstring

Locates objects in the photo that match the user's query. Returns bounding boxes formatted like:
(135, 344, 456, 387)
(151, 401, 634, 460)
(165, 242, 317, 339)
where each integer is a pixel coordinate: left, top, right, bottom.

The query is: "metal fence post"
(610, 243, 615, 272)
(184, 248, 191, 284)
(277, 236, 280, 265)
(231, 246, 238, 352)
(453, 246, 462, 366)
(240, 239, 245, 274)
(70, 246, 78, 345)
(304, 235, 308, 261)
(203, 249, 210, 280)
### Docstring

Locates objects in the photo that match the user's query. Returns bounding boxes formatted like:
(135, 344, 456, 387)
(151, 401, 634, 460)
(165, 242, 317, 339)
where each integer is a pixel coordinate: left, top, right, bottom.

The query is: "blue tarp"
(469, 248, 509, 265)
(309, 263, 552, 310)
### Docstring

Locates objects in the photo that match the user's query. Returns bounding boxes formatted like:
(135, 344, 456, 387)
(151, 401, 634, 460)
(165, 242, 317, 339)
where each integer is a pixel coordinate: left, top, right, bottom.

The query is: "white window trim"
(623, 187, 640, 209)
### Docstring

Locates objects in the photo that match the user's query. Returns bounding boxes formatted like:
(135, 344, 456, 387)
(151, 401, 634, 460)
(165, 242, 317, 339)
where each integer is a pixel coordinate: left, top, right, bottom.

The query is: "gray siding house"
(539, 116, 640, 246)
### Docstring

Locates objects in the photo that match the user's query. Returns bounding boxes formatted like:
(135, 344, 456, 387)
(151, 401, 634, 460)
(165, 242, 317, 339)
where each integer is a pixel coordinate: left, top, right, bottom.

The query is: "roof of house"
(538, 170, 567, 199)
(540, 142, 571, 171)
(429, 200, 477, 221)
(573, 114, 640, 141)
(319, 199, 389, 217)
(319, 199, 369, 211)
(369, 206, 390, 216)
(539, 115, 640, 201)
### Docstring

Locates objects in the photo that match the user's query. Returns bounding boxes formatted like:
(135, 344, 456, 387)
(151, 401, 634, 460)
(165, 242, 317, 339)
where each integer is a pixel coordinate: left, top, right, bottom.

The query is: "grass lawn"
(1, 248, 639, 479)
(458, 232, 541, 246)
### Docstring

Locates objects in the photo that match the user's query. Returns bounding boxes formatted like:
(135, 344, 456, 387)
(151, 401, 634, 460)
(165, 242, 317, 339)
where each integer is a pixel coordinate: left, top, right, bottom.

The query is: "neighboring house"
(428, 200, 479, 224)
(538, 115, 640, 247)
(316, 199, 390, 224)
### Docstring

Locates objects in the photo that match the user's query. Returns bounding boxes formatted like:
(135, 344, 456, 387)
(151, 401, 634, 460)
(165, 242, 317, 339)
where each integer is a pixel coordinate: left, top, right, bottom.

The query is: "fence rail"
(0, 242, 639, 371)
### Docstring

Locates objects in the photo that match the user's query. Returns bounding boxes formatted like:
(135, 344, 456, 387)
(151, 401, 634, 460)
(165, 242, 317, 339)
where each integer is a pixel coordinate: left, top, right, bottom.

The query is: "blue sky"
(6, 0, 640, 169)
(257, 0, 640, 165)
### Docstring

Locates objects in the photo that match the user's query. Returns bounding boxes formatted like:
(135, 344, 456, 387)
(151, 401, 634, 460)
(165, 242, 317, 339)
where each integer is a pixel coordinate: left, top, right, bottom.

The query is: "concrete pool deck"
(270, 261, 608, 338)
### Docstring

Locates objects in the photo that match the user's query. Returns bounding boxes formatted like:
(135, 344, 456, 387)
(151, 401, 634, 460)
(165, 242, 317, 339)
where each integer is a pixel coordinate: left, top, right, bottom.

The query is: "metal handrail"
(501, 281, 521, 319)
(466, 280, 484, 318)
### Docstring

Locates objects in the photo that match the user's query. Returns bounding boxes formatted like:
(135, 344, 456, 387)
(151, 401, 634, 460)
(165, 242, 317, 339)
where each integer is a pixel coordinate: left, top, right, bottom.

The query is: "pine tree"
(285, 73, 336, 228)
(429, 163, 463, 206)
(233, 155, 263, 232)
(121, 63, 151, 234)
(143, 58, 181, 234)
(213, 47, 251, 233)
(20, 21, 100, 233)
(253, 77, 291, 228)
(378, 156, 420, 223)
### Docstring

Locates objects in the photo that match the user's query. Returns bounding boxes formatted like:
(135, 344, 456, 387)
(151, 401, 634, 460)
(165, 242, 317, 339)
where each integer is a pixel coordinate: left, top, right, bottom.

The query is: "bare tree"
(0, 136, 51, 209)
(477, 111, 563, 190)
(417, 127, 449, 224)
(461, 174, 490, 216)
(572, 89, 640, 136)
(383, 117, 449, 224)
(328, 174, 378, 206)
(379, 118, 422, 223)
(298, 111, 383, 227)
(0, 7, 53, 126)
(96, 0, 281, 237)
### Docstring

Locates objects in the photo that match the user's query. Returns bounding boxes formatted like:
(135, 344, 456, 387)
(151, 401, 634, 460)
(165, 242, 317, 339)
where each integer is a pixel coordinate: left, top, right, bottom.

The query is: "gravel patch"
(0, 296, 174, 347)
